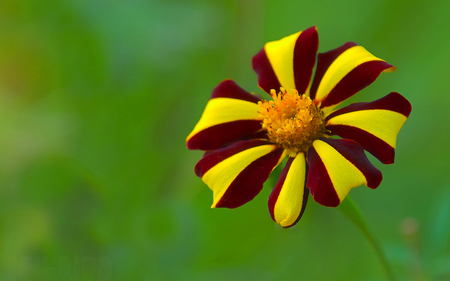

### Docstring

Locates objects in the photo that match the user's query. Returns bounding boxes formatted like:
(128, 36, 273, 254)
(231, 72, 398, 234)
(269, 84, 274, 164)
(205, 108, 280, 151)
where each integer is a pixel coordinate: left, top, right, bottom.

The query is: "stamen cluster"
(258, 88, 326, 157)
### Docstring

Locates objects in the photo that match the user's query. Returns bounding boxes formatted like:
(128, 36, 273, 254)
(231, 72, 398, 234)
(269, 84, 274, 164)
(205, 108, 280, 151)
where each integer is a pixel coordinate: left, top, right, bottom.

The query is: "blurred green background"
(1, 0, 449, 280)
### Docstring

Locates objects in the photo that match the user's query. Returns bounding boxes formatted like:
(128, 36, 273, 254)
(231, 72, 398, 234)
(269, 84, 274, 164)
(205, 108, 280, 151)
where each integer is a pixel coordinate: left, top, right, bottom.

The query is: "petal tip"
(186, 137, 194, 150)
(305, 25, 318, 32)
(384, 65, 396, 73)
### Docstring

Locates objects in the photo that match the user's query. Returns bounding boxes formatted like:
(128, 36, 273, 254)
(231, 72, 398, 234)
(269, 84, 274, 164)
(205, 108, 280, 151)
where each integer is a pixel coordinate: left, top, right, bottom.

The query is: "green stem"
(337, 196, 396, 281)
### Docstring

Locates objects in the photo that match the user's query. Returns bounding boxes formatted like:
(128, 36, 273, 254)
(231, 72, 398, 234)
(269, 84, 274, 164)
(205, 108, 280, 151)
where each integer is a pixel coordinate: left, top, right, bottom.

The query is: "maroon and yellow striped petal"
(186, 80, 263, 150)
(309, 42, 357, 100)
(307, 139, 382, 207)
(326, 92, 412, 164)
(210, 79, 262, 103)
(309, 42, 395, 115)
(252, 26, 319, 94)
(195, 139, 285, 208)
(268, 154, 309, 228)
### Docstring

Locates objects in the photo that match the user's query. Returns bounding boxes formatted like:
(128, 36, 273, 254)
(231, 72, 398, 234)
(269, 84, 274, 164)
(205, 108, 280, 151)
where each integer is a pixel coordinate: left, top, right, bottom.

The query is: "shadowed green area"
(1, 0, 449, 280)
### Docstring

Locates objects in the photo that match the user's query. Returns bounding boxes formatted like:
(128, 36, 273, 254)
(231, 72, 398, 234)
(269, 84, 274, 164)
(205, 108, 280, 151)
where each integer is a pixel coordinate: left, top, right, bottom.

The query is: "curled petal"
(268, 154, 309, 228)
(195, 139, 270, 177)
(252, 26, 319, 94)
(210, 79, 261, 103)
(196, 140, 285, 208)
(326, 92, 412, 164)
(186, 80, 263, 150)
(252, 49, 281, 95)
(307, 139, 382, 207)
(310, 43, 395, 114)
(309, 42, 358, 100)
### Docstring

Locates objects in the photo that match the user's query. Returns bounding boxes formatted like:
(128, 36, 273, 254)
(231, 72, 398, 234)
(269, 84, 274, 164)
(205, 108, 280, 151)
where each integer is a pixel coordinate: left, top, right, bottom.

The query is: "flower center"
(258, 88, 326, 157)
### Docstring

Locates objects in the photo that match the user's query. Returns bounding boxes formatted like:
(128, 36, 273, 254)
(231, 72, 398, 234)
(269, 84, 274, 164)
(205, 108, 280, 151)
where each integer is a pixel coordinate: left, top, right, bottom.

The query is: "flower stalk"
(338, 196, 396, 281)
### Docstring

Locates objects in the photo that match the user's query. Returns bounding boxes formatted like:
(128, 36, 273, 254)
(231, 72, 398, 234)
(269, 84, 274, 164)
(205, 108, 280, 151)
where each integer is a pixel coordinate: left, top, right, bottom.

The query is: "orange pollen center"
(258, 88, 326, 157)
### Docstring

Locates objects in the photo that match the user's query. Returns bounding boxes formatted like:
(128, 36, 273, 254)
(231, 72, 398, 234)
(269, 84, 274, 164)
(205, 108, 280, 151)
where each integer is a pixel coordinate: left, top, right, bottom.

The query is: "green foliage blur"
(1, 0, 449, 280)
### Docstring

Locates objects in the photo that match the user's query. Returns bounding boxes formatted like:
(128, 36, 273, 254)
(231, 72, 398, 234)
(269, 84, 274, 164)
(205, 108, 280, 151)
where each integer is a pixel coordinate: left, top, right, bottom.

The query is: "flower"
(186, 26, 411, 228)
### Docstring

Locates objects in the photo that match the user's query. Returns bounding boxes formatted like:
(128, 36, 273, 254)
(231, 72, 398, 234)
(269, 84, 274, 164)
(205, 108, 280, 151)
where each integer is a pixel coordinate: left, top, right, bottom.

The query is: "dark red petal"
(252, 48, 282, 94)
(195, 139, 270, 177)
(326, 125, 395, 164)
(293, 26, 319, 94)
(268, 158, 309, 228)
(320, 138, 382, 189)
(309, 42, 358, 100)
(326, 92, 412, 120)
(211, 79, 261, 103)
(239, 130, 268, 141)
(306, 145, 340, 207)
(268, 158, 292, 221)
(186, 120, 262, 151)
(320, 60, 394, 109)
(325, 92, 412, 164)
(216, 148, 284, 209)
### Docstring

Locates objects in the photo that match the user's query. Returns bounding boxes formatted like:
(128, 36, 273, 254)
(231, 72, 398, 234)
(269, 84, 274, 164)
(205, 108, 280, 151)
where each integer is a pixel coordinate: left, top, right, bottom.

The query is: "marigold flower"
(186, 26, 411, 228)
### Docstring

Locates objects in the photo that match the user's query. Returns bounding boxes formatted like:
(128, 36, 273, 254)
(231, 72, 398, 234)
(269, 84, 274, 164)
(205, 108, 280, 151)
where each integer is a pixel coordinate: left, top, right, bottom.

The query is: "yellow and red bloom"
(186, 27, 411, 228)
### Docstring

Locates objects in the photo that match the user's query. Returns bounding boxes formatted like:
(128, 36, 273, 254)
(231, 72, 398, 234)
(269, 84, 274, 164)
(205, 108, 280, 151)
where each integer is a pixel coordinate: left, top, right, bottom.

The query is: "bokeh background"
(1, 0, 449, 280)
